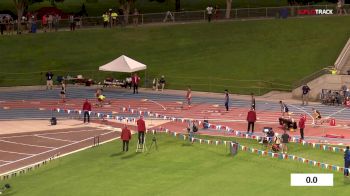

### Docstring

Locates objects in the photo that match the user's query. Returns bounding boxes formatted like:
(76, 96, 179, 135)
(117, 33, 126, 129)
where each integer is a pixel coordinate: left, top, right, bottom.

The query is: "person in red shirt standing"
(298, 114, 306, 140)
(137, 116, 146, 146)
(82, 99, 92, 123)
(132, 73, 140, 94)
(246, 107, 257, 134)
(121, 124, 132, 152)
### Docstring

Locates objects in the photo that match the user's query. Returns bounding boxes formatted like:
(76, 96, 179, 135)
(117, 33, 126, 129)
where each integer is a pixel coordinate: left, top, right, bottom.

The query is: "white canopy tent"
(99, 55, 147, 73)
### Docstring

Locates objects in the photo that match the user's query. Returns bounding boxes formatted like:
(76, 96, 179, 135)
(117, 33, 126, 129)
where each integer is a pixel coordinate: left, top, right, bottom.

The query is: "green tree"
(12, 0, 64, 34)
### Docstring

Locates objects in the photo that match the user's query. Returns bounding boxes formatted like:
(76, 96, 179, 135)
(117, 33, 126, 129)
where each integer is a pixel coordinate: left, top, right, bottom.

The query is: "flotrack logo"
(298, 9, 334, 15)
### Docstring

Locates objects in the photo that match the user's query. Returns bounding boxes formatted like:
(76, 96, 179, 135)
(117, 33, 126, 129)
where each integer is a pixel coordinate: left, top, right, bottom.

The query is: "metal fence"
(1, 4, 348, 34)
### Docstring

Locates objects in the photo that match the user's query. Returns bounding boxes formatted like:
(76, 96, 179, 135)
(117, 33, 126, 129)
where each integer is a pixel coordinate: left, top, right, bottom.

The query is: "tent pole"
(144, 70, 147, 88)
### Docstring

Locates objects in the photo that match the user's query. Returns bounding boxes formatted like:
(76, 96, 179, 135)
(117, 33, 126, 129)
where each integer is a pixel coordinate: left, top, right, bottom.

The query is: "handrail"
(292, 67, 332, 88)
(334, 38, 350, 71)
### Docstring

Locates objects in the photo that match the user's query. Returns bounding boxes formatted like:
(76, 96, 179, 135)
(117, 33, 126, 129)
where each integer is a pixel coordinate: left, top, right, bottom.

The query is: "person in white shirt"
(206, 6, 213, 22)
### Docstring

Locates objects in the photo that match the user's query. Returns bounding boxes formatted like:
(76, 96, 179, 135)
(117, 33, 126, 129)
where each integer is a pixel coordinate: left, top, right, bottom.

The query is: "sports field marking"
(0, 130, 116, 170)
(0, 150, 34, 156)
(325, 107, 347, 118)
(0, 139, 55, 149)
(34, 135, 76, 143)
(0, 160, 13, 163)
(288, 104, 315, 123)
(143, 99, 167, 110)
(0, 129, 100, 140)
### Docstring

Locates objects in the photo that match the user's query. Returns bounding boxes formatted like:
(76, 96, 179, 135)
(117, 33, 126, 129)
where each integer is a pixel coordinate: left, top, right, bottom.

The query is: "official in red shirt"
(82, 99, 92, 123)
(246, 107, 257, 134)
(137, 116, 146, 145)
(121, 125, 132, 152)
(298, 114, 306, 140)
(132, 73, 141, 94)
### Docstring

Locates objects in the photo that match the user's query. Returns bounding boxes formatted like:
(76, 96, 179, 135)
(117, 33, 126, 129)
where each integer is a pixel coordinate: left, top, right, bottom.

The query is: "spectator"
(125, 76, 132, 89)
(53, 14, 60, 32)
(137, 116, 146, 146)
(121, 124, 132, 152)
(341, 84, 347, 98)
(345, 146, 350, 177)
(69, 15, 75, 31)
(251, 93, 256, 110)
(206, 5, 214, 22)
(132, 73, 140, 94)
(111, 10, 118, 27)
(47, 14, 53, 32)
(224, 89, 229, 111)
(186, 86, 192, 108)
(214, 5, 220, 20)
(82, 99, 92, 123)
(102, 12, 109, 28)
(152, 78, 158, 91)
(246, 107, 256, 134)
(345, 97, 350, 107)
(279, 101, 289, 117)
(45, 71, 54, 90)
(42, 15, 47, 32)
(159, 75, 166, 91)
(281, 130, 290, 154)
(298, 114, 306, 140)
(0, 16, 5, 35)
(187, 120, 197, 142)
(60, 81, 66, 103)
(133, 8, 139, 26)
(301, 84, 310, 105)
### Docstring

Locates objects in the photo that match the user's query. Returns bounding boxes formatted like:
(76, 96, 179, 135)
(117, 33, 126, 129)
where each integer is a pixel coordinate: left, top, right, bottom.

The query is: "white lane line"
(0, 139, 55, 149)
(0, 129, 100, 140)
(288, 104, 315, 123)
(34, 135, 76, 143)
(0, 150, 34, 156)
(325, 107, 347, 118)
(0, 130, 116, 169)
(0, 160, 13, 163)
(145, 99, 167, 110)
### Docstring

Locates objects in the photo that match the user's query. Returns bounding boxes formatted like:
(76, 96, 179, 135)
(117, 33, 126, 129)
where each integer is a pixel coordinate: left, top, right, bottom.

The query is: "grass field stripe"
(0, 130, 116, 169)
(33, 135, 76, 143)
(0, 139, 55, 149)
(0, 150, 35, 156)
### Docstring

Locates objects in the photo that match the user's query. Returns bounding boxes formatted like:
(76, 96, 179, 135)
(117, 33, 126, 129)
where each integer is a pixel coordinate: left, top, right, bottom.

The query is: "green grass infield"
(2, 133, 349, 196)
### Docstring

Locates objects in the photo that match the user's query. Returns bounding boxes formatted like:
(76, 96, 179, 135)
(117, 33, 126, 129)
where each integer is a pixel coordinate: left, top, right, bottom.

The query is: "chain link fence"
(0, 4, 347, 34)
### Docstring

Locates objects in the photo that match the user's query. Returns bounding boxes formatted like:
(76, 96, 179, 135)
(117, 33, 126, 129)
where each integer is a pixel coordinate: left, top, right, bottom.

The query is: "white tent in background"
(99, 55, 147, 73)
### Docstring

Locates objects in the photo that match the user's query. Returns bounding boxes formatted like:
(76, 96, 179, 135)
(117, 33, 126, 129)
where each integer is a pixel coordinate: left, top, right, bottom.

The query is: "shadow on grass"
(121, 152, 141, 159)
(110, 152, 124, 157)
(181, 143, 193, 147)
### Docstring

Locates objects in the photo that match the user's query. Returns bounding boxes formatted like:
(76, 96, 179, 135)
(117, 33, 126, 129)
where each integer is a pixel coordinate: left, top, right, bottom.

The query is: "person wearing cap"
(298, 114, 306, 140)
(159, 75, 166, 91)
(137, 116, 146, 146)
(121, 124, 132, 152)
(82, 99, 92, 123)
(246, 107, 256, 134)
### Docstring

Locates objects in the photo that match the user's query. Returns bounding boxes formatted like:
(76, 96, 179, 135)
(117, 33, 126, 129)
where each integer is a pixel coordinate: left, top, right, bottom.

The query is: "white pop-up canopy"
(99, 55, 147, 73)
